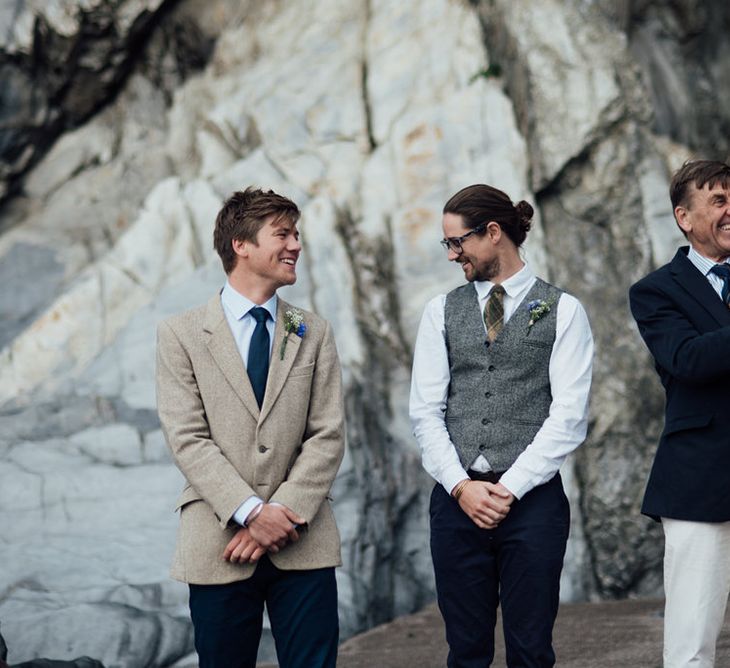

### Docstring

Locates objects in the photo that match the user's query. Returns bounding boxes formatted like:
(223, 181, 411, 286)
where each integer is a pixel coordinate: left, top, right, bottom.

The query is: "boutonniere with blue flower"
(279, 308, 307, 359)
(526, 298, 555, 333)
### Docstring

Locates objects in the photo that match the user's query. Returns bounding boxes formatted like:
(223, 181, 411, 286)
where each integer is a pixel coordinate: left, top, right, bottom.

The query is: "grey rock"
(597, 0, 730, 157)
(0, 242, 64, 349)
(0, 1, 167, 202)
(1, 0, 727, 665)
(0, 0, 228, 205)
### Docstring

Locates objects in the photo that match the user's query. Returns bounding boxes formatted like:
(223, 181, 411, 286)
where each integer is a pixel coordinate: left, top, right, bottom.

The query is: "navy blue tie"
(247, 307, 270, 408)
(711, 264, 730, 308)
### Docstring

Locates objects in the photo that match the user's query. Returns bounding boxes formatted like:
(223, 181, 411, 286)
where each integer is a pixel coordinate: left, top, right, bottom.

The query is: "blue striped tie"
(711, 264, 730, 308)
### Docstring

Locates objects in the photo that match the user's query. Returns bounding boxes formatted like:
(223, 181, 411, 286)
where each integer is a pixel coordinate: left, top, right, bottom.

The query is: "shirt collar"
(686, 245, 730, 277)
(221, 281, 278, 321)
(473, 263, 534, 302)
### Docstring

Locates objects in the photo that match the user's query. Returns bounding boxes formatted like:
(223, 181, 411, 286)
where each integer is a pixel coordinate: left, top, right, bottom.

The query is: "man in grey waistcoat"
(410, 184, 593, 667)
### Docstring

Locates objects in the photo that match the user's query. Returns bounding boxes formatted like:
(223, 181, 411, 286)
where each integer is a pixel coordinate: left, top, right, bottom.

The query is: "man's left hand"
(487, 482, 515, 506)
(484, 482, 515, 518)
(222, 527, 266, 563)
(247, 504, 304, 550)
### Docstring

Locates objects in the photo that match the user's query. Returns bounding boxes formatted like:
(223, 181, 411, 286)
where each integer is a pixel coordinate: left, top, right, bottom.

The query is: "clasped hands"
(455, 480, 514, 529)
(222, 503, 305, 564)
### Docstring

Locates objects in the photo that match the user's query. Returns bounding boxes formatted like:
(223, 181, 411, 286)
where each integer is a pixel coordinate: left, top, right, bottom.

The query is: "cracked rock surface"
(1, 0, 728, 665)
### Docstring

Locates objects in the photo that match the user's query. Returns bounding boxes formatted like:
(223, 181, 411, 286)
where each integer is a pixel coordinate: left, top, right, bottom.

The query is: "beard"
(460, 255, 500, 282)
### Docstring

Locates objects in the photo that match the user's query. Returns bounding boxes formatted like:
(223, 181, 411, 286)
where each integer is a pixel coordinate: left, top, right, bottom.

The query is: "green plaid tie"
(484, 284, 506, 342)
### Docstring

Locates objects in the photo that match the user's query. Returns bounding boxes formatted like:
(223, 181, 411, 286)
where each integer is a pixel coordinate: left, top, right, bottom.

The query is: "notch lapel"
(670, 248, 730, 326)
(203, 295, 260, 421)
(259, 299, 302, 424)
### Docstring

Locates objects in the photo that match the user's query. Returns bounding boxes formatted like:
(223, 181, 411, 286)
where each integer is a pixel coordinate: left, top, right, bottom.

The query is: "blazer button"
(258, 445, 268, 453)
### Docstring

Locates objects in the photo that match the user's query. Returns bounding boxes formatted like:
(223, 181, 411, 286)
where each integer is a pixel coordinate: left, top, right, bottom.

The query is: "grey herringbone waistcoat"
(444, 279, 562, 472)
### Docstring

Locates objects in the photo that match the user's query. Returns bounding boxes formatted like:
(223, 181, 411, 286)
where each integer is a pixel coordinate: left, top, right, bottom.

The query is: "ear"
(486, 221, 502, 243)
(232, 238, 248, 259)
(674, 206, 691, 235)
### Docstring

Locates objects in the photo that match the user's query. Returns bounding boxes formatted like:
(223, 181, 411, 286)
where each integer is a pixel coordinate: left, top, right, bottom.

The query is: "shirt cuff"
(233, 495, 264, 526)
(441, 464, 471, 497)
(499, 468, 533, 500)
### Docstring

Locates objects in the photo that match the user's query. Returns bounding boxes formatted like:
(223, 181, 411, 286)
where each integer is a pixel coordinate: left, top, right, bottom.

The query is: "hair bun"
(514, 200, 534, 230)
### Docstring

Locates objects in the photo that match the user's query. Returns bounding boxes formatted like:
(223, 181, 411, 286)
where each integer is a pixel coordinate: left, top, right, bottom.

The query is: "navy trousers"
(189, 556, 338, 668)
(430, 474, 570, 668)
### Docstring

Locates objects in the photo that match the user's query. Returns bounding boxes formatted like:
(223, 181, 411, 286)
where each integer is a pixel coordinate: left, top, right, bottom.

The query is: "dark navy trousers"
(430, 474, 570, 668)
(189, 556, 338, 668)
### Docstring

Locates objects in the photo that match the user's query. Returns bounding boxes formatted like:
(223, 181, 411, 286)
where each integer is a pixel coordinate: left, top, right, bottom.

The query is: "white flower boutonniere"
(279, 308, 307, 359)
(526, 298, 555, 334)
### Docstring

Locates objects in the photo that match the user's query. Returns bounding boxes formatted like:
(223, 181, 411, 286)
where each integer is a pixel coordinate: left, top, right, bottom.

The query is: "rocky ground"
(307, 599, 730, 668)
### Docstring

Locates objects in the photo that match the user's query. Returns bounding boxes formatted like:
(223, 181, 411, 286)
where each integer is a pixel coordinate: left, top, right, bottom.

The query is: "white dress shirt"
(687, 245, 730, 299)
(409, 264, 593, 500)
(220, 281, 277, 526)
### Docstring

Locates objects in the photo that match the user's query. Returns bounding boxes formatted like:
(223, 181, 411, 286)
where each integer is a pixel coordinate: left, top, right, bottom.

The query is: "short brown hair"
(213, 187, 300, 274)
(443, 184, 534, 247)
(670, 159, 730, 210)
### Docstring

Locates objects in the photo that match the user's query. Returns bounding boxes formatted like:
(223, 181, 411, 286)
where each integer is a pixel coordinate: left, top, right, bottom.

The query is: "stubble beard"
(468, 257, 500, 282)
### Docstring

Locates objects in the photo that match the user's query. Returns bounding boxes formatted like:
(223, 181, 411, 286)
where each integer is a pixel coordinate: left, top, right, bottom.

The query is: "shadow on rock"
(0, 629, 104, 668)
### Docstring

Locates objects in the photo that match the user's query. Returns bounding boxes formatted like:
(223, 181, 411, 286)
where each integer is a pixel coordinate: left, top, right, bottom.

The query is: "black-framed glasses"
(440, 223, 486, 254)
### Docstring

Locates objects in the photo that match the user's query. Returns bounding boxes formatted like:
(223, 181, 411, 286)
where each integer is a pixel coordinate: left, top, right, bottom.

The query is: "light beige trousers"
(663, 518, 730, 668)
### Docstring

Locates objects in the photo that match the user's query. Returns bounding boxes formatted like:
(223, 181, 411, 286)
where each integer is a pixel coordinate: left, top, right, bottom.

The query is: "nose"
(447, 247, 460, 262)
(288, 234, 302, 252)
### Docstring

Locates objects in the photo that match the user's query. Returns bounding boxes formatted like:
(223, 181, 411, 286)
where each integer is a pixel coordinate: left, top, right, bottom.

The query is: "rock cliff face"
(0, 0, 726, 665)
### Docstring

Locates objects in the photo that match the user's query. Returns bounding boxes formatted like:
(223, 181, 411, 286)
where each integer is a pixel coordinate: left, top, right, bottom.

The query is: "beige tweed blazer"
(156, 294, 345, 584)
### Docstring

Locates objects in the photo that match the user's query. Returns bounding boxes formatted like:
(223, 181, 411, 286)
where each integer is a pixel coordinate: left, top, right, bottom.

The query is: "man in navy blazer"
(630, 159, 730, 668)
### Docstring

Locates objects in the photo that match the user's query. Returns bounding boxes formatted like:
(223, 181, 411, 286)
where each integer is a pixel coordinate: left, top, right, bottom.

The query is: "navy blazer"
(629, 246, 730, 522)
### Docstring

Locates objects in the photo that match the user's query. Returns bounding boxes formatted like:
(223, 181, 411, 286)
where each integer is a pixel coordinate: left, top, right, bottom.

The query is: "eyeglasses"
(440, 223, 486, 254)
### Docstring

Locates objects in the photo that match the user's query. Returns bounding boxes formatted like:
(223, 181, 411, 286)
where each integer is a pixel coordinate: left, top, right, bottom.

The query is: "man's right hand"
(456, 481, 513, 529)
(247, 504, 305, 551)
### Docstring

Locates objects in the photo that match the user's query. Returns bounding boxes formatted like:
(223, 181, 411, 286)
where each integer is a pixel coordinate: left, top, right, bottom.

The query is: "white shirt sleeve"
(233, 495, 264, 526)
(499, 293, 593, 498)
(409, 295, 471, 495)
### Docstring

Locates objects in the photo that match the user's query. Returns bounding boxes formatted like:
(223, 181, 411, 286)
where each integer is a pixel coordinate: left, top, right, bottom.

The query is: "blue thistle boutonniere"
(279, 308, 307, 359)
(526, 298, 555, 334)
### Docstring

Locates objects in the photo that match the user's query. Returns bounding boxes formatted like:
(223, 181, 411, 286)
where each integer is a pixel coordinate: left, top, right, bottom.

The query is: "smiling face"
(676, 183, 730, 262)
(236, 214, 301, 297)
(442, 212, 500, 282)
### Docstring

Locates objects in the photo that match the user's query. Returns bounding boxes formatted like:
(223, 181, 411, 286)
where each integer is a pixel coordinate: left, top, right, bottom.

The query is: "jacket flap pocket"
(174, 485, 202, 511)
(289, 362, 315, 378)
(663, 413, 713, 436)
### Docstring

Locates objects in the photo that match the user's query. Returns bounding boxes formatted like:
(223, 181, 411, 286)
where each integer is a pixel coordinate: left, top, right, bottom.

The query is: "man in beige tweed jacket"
(156, 187, 345, 668)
